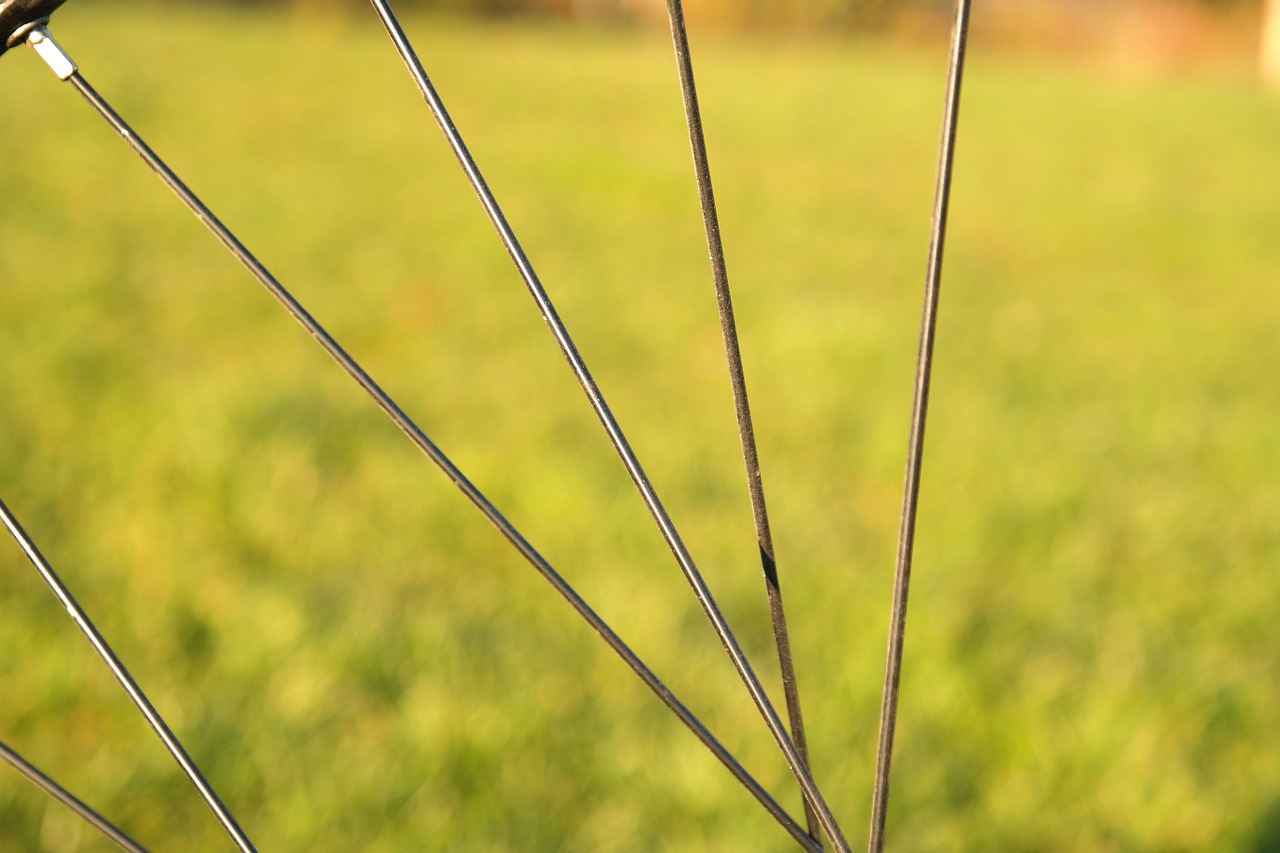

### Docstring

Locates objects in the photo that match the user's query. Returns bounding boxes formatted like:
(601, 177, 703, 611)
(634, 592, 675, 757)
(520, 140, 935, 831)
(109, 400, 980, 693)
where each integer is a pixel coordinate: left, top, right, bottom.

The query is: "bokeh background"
(2, 0, 1278, 849)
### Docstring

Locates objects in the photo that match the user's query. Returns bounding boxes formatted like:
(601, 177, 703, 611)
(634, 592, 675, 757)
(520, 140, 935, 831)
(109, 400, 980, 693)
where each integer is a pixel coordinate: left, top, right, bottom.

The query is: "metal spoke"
(365, 5, 850, 848)
(661, 0, 820, 843)
(19, 27, 821, 850)
(867, 2, 972, 850)
(0, 740, 151, 853)
(0, 495, 257, 853)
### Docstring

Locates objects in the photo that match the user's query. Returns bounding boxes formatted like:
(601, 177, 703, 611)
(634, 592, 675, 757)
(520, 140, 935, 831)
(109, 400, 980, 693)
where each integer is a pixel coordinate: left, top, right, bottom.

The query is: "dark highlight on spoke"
(0, 496, 256, 853)
(24, 29, 819, 849)
(868, 2, 972, 850)
(365, 4, 849, 847)
(661, 0, 820, 843)
(0, 740, 150, 853)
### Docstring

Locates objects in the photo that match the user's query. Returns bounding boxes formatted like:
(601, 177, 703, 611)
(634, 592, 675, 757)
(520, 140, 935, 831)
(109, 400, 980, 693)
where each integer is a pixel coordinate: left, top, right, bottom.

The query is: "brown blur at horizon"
(271, 0, 1279, 81)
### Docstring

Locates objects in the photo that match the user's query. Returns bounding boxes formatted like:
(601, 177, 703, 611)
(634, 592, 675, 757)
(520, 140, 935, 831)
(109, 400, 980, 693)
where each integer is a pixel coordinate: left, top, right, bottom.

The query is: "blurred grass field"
(2, 2, 1279, 850)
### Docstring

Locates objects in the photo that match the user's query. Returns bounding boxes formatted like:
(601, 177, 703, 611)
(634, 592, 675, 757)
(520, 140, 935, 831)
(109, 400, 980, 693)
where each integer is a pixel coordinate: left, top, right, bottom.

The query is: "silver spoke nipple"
(27, 25, 75, 79)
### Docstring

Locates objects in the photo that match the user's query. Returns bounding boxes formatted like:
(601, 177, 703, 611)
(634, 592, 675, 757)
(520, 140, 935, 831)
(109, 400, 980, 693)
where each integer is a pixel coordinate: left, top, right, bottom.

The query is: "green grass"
(2, 3, 1279, 850)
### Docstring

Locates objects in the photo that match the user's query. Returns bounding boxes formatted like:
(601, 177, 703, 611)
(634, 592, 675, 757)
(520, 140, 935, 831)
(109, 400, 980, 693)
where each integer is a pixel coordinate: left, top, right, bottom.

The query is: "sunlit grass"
(1, 3, 1278, 850)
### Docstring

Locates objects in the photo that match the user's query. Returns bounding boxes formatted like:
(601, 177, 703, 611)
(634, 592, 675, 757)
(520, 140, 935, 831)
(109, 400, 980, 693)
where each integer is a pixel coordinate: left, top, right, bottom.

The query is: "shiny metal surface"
(27, 25, 74, 79)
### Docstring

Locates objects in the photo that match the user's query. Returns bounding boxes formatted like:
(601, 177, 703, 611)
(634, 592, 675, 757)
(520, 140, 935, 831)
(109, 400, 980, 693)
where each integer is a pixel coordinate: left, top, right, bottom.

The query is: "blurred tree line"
(198, 0, 1262, 29)
(225, 0, 929, 27)
(163, 0, 1270, 40)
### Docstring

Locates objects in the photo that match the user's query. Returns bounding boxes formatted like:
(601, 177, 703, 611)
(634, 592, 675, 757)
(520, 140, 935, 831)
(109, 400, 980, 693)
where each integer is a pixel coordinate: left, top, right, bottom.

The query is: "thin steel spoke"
(20, 28, 820, 850)
(661, 0, 820, 843)
(365, 5, 850, 848)
(0, 496, 256, 853)
(868, 2, 972, 850)
(0, 740, 150, 853)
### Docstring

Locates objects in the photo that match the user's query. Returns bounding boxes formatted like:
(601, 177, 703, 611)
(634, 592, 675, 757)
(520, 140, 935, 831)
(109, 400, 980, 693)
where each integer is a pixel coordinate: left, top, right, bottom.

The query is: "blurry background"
(1, 0, 1278, 850)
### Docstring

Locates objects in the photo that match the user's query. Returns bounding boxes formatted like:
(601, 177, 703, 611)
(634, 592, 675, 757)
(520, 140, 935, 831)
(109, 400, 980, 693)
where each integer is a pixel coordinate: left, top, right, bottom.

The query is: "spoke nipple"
(25, 23, 74, 79)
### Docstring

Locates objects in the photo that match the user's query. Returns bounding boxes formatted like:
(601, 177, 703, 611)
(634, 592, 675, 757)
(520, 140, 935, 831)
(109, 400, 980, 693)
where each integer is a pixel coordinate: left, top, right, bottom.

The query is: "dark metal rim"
(0, 0, 66, 53)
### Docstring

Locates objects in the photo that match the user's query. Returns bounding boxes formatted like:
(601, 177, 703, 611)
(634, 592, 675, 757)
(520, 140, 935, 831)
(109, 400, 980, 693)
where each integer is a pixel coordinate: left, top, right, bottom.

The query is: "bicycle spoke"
(661, 0, 820, 842)
(868, 2, 972, 850)
(0, 496, 256, 853)
(0, 740, 151, 853)
(18, 27, 821, 849)
(366, 6, 850, 847)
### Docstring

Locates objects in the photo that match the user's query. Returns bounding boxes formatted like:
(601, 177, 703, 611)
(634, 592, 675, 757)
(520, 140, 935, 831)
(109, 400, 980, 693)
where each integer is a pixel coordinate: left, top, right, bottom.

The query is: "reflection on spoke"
(365, 4, 850, 847)
(0, 495, 256, 853)
(868, 1, 973, 850)
(661, 0, 820, 842)
(0, 740, 151, 853)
